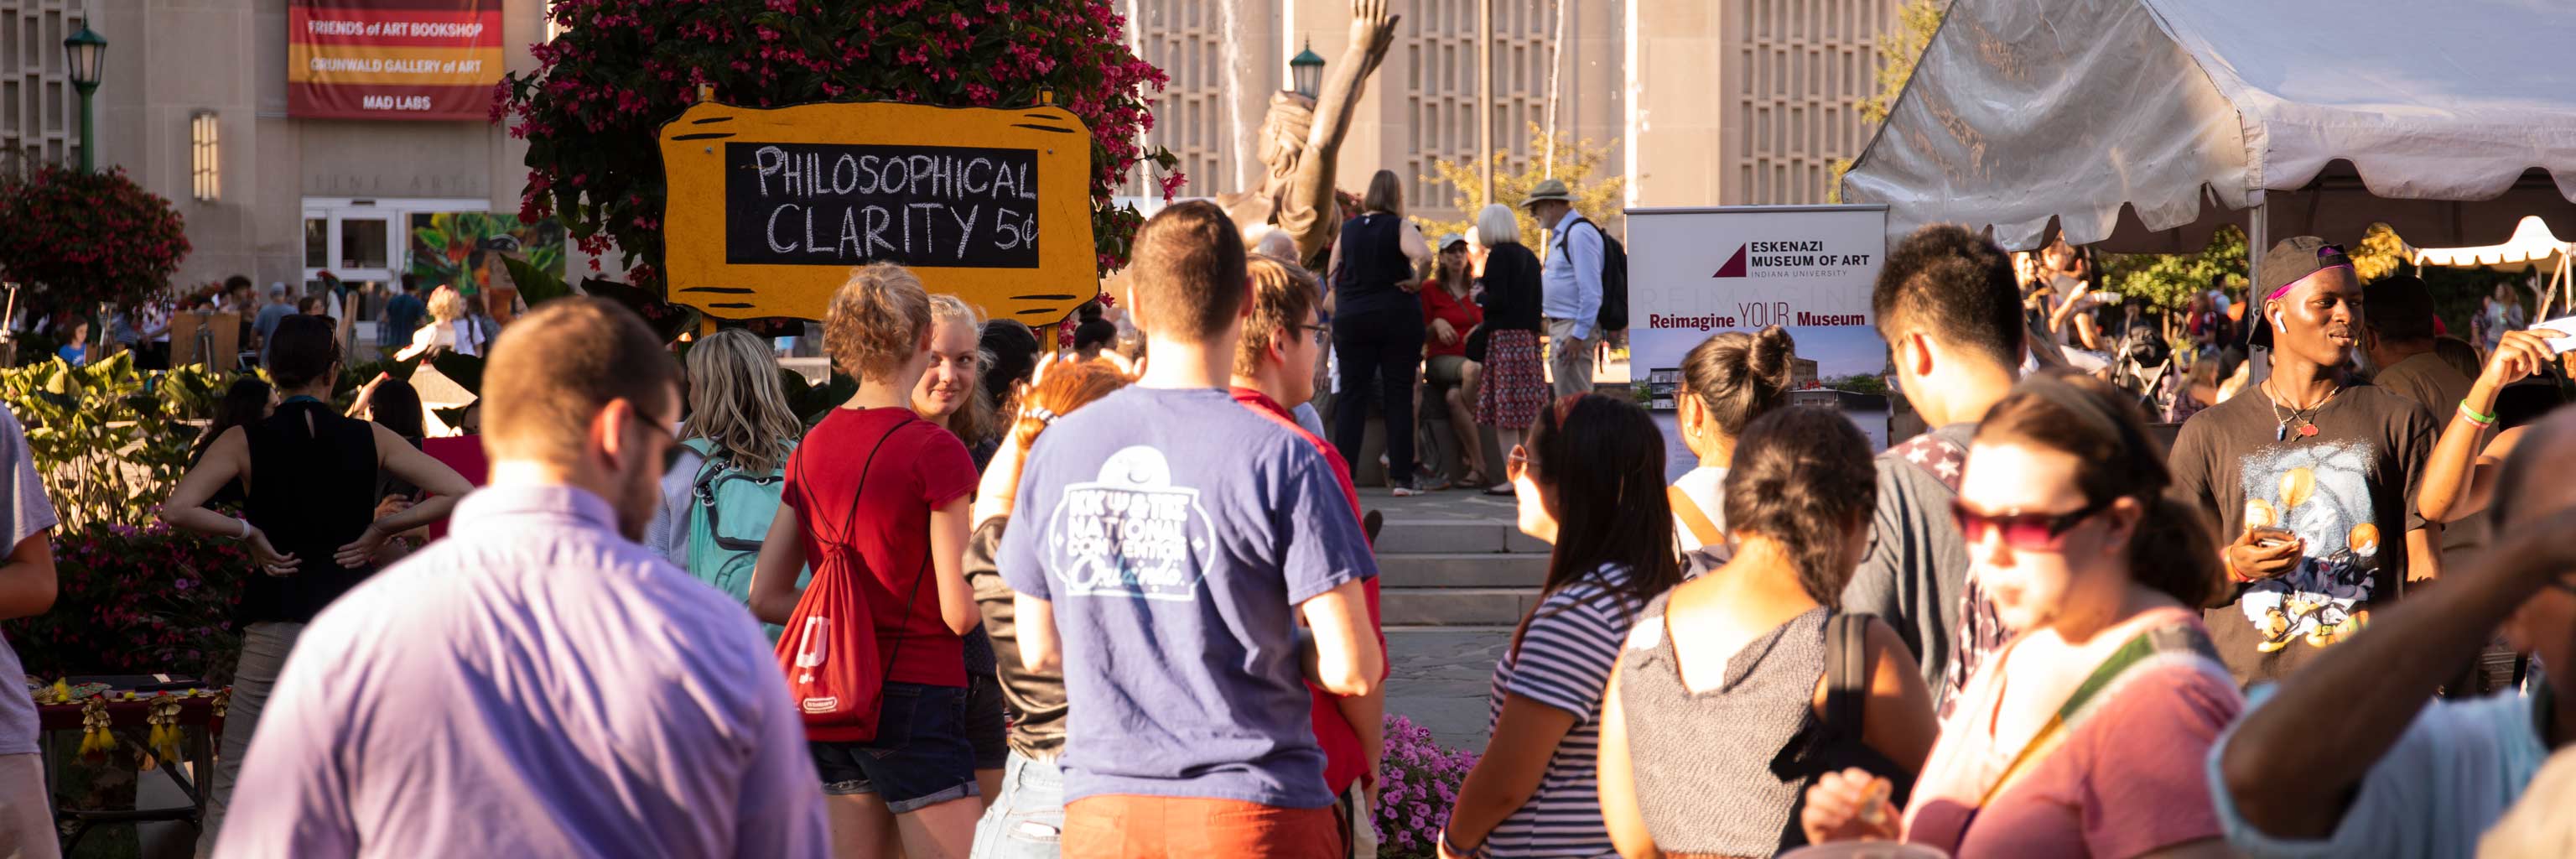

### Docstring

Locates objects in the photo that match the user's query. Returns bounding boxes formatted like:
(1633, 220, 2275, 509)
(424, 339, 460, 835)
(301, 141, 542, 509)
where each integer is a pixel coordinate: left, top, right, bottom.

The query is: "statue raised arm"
(1271, 0, 1399, 271)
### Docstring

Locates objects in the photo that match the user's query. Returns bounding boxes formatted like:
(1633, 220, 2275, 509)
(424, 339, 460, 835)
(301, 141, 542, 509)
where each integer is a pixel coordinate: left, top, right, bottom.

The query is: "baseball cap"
(1439, 232, 1467, 250)
(2249, 236, 2353, 350)
(2361, 274, 2438, 341)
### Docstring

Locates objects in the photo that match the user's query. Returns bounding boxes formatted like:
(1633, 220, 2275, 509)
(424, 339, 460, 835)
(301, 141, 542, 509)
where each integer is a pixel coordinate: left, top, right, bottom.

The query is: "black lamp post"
(1290, 39, 1324, 101)
(63, 25, 106, 173)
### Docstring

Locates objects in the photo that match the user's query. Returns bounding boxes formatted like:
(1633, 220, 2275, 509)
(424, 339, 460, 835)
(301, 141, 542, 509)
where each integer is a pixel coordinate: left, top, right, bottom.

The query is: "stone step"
(1371, 520, 1550, 555)
(1379, 586, 1541, 627)
(1375, 552, 1549, 589)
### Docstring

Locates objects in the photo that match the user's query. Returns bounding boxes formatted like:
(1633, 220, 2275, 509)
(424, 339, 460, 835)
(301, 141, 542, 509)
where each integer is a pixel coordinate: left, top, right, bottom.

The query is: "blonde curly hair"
(824, 263, 932, 383)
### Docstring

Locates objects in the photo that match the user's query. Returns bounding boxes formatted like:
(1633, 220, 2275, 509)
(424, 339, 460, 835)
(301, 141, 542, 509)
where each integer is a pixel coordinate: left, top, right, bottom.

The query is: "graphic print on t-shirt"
(1048, 445, 1214, 601)
(2233, 439, 2380, 652)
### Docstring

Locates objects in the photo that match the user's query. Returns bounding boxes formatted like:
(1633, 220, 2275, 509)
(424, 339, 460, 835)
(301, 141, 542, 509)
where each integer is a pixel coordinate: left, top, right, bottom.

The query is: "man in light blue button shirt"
(1524, 179, 1602, 398)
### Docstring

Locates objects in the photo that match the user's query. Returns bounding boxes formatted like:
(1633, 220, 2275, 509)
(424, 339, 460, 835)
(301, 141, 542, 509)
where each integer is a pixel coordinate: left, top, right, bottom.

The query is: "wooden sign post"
(658, 102, 1098, 329)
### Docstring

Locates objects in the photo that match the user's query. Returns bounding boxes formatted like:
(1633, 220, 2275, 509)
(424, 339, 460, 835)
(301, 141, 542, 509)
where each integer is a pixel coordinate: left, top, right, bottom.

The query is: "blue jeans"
(971, 752, 1066, 859)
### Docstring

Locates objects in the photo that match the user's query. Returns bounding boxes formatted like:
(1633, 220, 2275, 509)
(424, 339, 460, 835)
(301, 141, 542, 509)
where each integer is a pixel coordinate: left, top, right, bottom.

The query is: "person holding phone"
(2167, 237, 2441, 686)
(2417, 328, 2570, 533)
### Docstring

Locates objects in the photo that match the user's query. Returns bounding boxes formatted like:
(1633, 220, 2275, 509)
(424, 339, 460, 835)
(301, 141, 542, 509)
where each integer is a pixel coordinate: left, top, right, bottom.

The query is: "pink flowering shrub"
(1377, 714, 1478, 857)
(4, 523, 249, 685)
(496, 0, 1183, 289)
(0, 166, 190, 310)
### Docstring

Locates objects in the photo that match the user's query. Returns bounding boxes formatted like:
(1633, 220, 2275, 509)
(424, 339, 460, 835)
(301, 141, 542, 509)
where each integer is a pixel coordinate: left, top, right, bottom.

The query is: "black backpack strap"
(1825, 612, 1872, 741)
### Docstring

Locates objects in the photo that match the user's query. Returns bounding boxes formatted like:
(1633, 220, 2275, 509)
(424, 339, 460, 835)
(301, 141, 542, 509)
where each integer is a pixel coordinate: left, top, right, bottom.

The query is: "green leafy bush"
(0, 354, 229, 531)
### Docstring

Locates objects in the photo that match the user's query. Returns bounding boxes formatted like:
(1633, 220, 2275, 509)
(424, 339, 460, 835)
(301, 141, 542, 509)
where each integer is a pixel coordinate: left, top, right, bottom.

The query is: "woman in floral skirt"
(1469, 203, 1549, 496)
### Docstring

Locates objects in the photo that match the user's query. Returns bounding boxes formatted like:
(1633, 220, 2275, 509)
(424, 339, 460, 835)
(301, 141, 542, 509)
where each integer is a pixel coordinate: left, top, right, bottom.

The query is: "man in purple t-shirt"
(213, 299, 827, 858)
(1005, 202, 1384, 858)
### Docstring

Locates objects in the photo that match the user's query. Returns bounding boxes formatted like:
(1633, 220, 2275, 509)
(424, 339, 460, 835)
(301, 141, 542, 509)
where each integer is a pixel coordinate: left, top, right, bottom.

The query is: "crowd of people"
(0, 186, 2570, 859)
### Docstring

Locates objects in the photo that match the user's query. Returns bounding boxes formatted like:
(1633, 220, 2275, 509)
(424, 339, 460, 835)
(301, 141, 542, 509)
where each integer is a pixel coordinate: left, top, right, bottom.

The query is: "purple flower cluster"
(1375, 714, 1478, 857)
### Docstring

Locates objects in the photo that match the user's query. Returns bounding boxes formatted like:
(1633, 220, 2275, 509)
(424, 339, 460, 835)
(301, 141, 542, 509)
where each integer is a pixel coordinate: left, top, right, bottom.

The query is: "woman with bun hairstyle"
(1800, 372, 2242, 858)
(1597, 406, 1937, 859)
(1667, 325, 1798, 555)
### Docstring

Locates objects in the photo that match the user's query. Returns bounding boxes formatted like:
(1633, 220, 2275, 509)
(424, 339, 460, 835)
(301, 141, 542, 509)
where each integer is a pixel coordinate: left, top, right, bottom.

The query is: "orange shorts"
(1063, 794, 1343, 859)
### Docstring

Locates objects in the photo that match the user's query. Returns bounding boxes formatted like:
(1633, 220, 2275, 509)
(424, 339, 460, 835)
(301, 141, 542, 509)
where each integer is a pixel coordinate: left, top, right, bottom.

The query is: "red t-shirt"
(1420, 282, 1484, 359)
(782, 407, 979, 688)
(1231, 388, 1386, 794)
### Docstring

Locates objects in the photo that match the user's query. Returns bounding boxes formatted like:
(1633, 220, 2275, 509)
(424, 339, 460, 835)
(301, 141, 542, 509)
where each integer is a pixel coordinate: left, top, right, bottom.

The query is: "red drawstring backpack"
(774, 418, 931, 742)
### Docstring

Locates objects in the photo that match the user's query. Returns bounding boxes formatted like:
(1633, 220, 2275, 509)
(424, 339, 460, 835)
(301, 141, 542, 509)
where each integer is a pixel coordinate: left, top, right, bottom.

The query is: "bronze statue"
(1221, 0, 1398, 273)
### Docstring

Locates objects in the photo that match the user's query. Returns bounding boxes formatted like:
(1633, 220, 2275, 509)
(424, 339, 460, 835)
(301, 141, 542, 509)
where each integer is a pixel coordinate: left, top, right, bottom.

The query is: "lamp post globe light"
(1291, 39, 1324, 100)
(63, 25, 106, 173)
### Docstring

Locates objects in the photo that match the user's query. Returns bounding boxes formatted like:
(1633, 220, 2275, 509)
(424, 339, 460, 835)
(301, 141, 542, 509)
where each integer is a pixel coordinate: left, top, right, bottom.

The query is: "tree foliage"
(1830, 0, 1948, 202)
(1413, 124, 1626, 243)
(2099, 226, 2248, 311)
(1862, 0, 1948, 127)
(0, 166, 191, 311)
(496, 0, 1181, 292)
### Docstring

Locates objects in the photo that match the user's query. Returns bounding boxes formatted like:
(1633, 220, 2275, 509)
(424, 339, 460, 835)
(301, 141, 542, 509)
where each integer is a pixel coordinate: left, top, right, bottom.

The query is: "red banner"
(288, 0, 503, 121)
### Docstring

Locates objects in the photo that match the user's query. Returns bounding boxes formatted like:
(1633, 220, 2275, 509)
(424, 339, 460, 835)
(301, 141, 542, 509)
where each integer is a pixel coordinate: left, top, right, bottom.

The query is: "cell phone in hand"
(2249, 525, 2298, 548)
(2532, 315, 2576, 355)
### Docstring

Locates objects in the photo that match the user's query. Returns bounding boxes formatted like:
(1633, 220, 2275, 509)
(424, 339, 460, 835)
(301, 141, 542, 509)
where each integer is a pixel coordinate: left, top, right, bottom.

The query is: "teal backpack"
(683, 438, 809, 640)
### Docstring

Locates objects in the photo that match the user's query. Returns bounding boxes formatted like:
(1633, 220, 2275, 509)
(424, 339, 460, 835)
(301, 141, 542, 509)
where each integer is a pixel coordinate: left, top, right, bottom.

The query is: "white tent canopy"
(2413, 216, 2567, 273)
(1844, 0, 2576, 255)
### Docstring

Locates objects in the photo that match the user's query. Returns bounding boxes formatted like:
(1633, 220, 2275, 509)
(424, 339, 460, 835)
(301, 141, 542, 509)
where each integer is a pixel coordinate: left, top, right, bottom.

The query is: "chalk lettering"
(724, 143, 1043, 268)
(766, 204, 799, 253)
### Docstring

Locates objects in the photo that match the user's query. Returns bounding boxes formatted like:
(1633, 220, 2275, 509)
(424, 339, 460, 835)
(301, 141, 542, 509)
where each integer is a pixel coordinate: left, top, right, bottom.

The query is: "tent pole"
(2245, 202, 2270, 393)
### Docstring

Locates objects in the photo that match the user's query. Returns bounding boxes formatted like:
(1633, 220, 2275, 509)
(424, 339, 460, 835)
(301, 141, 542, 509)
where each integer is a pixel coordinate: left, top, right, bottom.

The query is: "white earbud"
(2273, 312, 2285, 329)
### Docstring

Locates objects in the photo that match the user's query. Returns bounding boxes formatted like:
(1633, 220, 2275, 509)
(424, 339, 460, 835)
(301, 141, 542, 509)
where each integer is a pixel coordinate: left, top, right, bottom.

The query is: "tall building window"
(190, 109, 221, 202)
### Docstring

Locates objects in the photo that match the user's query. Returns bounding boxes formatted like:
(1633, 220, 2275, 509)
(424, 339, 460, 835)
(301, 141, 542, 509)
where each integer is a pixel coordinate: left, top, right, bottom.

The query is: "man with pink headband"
(2167, 236, 2441, 685)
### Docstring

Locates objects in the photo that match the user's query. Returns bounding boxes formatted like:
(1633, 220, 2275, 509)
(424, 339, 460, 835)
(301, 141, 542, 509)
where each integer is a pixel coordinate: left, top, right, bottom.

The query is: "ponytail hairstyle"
(1680, 325, 1797, 440)
(1000, 354, 1136, 506)
(1974, 371, 2224, 608)
(1722, 406, 1878, 603)
(1519, 394, 1684, 623)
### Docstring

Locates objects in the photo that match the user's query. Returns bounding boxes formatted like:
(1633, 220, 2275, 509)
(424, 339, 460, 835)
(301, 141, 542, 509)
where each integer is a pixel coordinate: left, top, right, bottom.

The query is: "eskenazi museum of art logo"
(1711, 240, 1875, 279)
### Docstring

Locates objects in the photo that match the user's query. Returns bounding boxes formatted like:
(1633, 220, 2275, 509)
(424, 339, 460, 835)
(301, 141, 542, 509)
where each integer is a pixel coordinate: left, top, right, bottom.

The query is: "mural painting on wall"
(406, 211, 566, 293)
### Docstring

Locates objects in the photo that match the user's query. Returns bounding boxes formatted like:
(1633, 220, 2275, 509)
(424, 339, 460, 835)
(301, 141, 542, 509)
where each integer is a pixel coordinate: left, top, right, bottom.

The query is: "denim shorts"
(966, 673, 1010, 772)
(969, 752, 1065, 859)
(808, 681, 980, 813)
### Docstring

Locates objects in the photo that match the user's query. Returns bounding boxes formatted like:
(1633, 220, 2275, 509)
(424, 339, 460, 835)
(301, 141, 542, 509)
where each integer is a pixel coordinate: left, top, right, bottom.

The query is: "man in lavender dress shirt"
(213, 299, 828, 858)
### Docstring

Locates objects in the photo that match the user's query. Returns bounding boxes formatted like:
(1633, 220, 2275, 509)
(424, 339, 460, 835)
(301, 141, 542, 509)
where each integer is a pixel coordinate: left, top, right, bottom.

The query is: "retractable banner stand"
(1625, 205, 1888, 409)
(288, 0, 504, 120)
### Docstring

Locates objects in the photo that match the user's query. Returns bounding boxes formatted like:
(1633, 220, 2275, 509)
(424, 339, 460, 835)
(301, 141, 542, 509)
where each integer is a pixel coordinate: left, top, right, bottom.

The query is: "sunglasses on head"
(1950, 497, 2112, 550)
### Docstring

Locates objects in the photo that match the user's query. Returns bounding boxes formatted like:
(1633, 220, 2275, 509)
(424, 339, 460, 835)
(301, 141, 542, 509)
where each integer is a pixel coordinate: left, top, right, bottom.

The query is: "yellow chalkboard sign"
(659, 101, 1097, 327)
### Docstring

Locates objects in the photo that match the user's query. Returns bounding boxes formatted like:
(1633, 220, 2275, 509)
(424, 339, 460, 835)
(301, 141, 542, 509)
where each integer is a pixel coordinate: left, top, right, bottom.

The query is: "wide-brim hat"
(1521, 179, 1575, 207)
(2250, 236, 2352, 350)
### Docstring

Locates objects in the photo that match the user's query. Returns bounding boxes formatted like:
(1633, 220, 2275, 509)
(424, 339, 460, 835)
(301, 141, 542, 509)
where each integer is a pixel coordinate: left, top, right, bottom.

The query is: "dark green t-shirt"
(2168, 383, 2438, 685)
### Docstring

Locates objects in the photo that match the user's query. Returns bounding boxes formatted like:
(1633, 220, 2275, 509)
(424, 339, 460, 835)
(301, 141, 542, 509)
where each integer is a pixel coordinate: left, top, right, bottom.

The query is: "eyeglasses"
(1505, 444, 1530, 481)
(1296, 323, 1329, 338)
(629, 405, 687, 471)
(1950, 497, 2112, 550)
